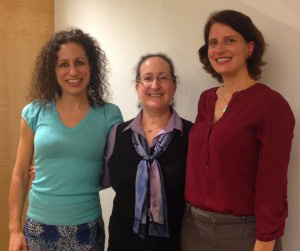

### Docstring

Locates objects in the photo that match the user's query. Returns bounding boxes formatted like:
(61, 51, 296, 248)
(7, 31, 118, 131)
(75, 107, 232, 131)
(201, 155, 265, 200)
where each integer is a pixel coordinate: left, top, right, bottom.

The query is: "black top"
(108, 118, 192, 251)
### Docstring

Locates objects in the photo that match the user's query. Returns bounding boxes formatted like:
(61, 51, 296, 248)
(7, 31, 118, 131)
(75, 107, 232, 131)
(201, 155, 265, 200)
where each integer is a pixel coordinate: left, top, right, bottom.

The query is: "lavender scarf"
(132, 130, 175, 238)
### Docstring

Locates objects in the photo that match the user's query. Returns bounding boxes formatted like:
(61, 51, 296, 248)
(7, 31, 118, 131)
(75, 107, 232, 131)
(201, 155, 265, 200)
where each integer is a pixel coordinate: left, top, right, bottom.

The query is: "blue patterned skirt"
(24, 217, 105, 251)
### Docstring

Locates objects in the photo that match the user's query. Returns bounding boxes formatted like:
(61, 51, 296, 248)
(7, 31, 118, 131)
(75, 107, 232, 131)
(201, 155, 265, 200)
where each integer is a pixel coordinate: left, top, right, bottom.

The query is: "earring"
(137, 97, 142, 109)
(246, 54, 252, 61)
(170, 97, 175, 107)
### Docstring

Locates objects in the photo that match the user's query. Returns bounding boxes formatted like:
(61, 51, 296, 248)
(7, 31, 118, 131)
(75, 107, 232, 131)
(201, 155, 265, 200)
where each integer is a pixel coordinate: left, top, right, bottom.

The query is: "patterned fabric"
(132, 130, 175, 238)
(24, 217, 105, 251)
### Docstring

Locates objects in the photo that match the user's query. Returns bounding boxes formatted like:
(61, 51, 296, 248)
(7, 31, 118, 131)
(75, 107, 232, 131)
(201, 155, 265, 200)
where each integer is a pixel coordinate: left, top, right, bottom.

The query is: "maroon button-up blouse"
(185, 83, 295, 241)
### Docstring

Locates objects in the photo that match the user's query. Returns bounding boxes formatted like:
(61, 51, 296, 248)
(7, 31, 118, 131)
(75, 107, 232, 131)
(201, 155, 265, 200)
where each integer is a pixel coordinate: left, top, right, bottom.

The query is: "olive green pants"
(181, 204, 282, 251)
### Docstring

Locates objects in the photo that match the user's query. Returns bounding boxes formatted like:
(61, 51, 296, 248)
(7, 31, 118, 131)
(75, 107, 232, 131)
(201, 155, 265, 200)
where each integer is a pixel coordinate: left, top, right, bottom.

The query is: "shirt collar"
(123, 109, 183, 136)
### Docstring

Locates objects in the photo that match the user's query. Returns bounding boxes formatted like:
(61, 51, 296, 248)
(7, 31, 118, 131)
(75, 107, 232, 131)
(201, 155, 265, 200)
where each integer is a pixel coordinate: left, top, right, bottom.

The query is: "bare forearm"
(9, 174, 29, 233)
(254, 239, 275, 251)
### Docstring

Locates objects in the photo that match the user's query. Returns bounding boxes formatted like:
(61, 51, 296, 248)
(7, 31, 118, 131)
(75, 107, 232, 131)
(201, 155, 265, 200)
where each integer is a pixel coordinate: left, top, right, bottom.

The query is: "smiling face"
(55, 42, 91, 97)
(208, 22, 254, 79)
(136, 56, 176, 113)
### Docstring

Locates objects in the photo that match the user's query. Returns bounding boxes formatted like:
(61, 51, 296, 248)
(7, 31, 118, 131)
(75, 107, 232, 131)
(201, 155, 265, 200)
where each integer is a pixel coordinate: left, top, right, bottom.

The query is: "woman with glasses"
(103, 53, 192, 251)
(182, 10, 294, 251)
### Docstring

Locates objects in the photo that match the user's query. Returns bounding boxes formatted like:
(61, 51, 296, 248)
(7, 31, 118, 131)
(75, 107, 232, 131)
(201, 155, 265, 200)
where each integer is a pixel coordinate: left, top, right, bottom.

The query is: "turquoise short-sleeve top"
(22, 100, 123, 226)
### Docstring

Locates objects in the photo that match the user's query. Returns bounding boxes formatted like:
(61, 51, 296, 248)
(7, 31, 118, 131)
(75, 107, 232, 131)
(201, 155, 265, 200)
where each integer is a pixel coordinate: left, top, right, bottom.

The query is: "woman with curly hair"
(182, 10, 294, 251)
(8, 28, 122, 251)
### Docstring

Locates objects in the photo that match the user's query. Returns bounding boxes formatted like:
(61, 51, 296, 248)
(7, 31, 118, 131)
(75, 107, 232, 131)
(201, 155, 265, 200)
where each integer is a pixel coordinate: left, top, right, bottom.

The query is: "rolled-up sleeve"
(255, 94, 295, 241)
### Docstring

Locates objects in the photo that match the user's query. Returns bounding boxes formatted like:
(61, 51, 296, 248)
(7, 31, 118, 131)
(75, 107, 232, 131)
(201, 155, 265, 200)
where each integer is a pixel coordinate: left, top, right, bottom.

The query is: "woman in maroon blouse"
(182, 10, 294, 251)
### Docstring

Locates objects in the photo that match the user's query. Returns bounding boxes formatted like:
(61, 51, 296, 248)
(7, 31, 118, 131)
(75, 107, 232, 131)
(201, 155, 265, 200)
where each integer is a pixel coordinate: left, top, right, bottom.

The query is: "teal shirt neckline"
(51, 99, 93, 131)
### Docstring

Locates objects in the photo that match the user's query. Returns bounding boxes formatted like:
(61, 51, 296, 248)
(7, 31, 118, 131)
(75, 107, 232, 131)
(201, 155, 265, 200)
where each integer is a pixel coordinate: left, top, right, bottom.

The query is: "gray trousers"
(181, 204, 282, 251)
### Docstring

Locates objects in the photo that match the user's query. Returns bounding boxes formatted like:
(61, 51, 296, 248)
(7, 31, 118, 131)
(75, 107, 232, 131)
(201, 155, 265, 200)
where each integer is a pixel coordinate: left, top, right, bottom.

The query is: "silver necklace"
(221, 86, 229, 113)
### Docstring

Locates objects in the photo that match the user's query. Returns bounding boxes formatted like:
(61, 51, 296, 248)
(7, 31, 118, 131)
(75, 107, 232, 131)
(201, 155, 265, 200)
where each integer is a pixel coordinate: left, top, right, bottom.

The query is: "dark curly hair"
(135, 53, 177, 84)
(198, 10, 266, 83)
(28, 28, 110, 106)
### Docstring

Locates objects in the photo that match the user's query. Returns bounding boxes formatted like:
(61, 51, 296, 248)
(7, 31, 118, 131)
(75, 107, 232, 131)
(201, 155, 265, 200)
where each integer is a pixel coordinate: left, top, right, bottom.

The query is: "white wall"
(55, 1, 300, 250)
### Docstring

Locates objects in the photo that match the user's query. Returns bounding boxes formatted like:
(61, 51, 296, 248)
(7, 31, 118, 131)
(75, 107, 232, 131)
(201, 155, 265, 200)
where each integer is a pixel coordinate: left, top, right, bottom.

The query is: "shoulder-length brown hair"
(199, 10, 266, 83)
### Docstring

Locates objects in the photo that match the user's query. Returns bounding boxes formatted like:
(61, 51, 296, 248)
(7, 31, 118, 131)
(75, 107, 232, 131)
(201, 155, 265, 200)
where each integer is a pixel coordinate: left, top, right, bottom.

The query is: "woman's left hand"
(254, 239, 275, 251)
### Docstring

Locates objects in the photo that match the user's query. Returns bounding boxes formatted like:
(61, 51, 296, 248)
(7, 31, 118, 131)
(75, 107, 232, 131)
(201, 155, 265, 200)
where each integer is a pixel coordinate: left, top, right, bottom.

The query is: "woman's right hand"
(29, 165, 35, 180)
(9, 232, 28, 251)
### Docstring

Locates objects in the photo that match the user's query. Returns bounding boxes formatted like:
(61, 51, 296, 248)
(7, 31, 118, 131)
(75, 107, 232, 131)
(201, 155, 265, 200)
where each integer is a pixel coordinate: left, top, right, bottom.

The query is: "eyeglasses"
(138, 75, 174, 86)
